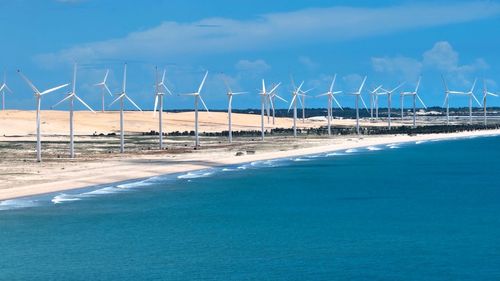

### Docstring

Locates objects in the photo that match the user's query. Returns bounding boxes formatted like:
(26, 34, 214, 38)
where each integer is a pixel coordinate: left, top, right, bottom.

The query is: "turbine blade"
(104, 84, 113, 96)
(269, 82, 281, 95)
(125, 95, 142, 111)
(415, 77, 421, 93)
(17, 70, 40, 94)
(441, 75, 448, 91)
(472, 93, 482, 106)
(332, 96, 343, 110)
(359, 95, 369, 112)
(103, 69, 109, 83)
(74, 95, 95, 113)
(122, 63, 127, 93)
(197, 71, 208, 94)
(416, 94, 427, 109)
(288, 96, 296, 112)
(153, 95, 159, 115)
(109, 94, 124, 107)
(391, 81, 406, 93)
(199, 95, 209, 112)
(358, 76, 367, 93)
(329, 74, 337, 92)
(52, 94, 73, 109)
(471, 78, 477, 93)
(40, 83, 70, 96)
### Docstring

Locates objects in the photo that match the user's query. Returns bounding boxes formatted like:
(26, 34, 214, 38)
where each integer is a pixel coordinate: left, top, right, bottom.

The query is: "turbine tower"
(181, 71, 209, 147)
(381, 82, 405, 130)
(52, 63, 95, 158)
(0, 72, 12, 111)
(109, 63, 142, 153)
(345, 76, 368, 135)
(400, 77, 426, 128)
(482, 79, 499, 126)
(317, 74, 342, 136)
(259, 80, 280, 140)
(223, 77, 246, 143)
(94, 69, 113, 112)
(153, 67, 173, 150)
(17, 70, 69, 162)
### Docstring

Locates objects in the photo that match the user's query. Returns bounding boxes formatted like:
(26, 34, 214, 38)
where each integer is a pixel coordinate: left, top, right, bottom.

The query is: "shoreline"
(1, 129, 500, 202)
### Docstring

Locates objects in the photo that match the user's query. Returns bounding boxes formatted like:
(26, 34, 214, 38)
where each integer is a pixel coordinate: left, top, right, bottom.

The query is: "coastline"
(1, 128, 499, 202)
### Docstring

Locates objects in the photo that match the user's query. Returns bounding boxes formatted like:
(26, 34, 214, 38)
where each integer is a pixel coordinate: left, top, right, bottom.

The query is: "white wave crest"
(367, 146, 382, 151)
(0, 199, 38, 211)
(51, 194, 82, 204)
(345, 148, 358, 153)
(178, 171, 214, 179)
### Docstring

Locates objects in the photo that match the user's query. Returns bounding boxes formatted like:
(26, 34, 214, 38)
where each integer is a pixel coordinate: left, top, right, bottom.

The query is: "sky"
(2, 0, 500, 111)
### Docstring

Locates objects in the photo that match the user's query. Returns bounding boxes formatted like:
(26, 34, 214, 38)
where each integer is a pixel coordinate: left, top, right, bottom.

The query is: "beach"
(1, 109, 499, 201)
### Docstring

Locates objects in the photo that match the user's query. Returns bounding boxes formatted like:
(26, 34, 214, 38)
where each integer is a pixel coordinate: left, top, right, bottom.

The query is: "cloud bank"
(37, 2, 500, 65)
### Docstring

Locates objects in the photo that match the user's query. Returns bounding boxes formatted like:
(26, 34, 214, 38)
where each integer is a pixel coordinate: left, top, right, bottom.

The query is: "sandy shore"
(1, 128, 499, 201)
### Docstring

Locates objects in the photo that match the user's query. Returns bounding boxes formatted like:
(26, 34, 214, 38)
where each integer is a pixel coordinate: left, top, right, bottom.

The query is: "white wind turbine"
(153, 67, 173, 150)
(368, 85, 383, 121)
(52, 63, 95, 158)
(223, 77, 246, 143)
(0, 72, 13, 110)
(259, 80, 280, 140)
(442, 76, 479, 125)
(317, 74, 342, 136)
(268, 86, 287, 125)
(17, 70, 69, 162)
(400, 77, 426, 128)
(181, 71, 209, 147)
(462, 79, 481, 125)
(288, 80, 306, 137)
(482, 79, 499, 126)
(380, 82, 405, 130)
(94, 69, 113, 112)
(109, 63, 142, 153)
(345, 76, 368, 135)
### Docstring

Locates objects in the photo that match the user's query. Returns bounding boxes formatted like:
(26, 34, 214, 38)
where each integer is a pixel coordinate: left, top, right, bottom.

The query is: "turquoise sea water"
(1, 136, 500, 280)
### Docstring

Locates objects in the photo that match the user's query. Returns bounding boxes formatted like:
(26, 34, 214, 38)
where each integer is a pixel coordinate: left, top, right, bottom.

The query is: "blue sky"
(2, 0, 500, 110)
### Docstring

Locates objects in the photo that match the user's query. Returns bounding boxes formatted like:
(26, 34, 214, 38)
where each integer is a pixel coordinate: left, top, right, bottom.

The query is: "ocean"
(1, 135, 500, 280)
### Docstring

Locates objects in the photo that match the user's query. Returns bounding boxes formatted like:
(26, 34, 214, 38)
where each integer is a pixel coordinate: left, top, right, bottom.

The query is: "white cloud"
(372, 41, 489, 86)
(36, 2, 500, 65)
(372, 56, 423, 81)
(235, 59, 271, 73)
(298, 56, 319, 70)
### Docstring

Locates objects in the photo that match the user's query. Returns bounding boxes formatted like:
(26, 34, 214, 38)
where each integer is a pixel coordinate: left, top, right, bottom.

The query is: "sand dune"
(0, 109, 395, 137)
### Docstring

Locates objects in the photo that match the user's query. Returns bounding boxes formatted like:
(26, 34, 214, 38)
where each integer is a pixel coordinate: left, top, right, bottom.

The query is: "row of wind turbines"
(8, 63, 500, 162)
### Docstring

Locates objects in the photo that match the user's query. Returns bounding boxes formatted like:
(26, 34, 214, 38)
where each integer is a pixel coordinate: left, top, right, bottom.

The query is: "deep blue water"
(1, 136, 500, 280)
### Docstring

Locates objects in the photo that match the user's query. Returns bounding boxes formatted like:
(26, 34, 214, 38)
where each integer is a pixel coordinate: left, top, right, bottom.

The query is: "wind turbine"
(463, 79, 481, 125)
(288, 80, 305, 137)
(344, 76, 368, 135)
(317, 74, 342, 136)
(380, 82, 405, 129)
(109, 63, 142, 153)
(442, 76, 476, 125)
(268, 86, 287, 125)
(17, 70, 69, 162)
(259, 80, 280, 140)
(94, 69, 113, 112)
(0, 72, 12, 110)
(181, 71, 209, 147)
(153, 67, 173, 150)
(52, 63, 95, 158)
(223, 77, 246, 143)
(368, 85, 383, 121)
(400, 77, 426, 128)
(482, 79, 499, 126)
